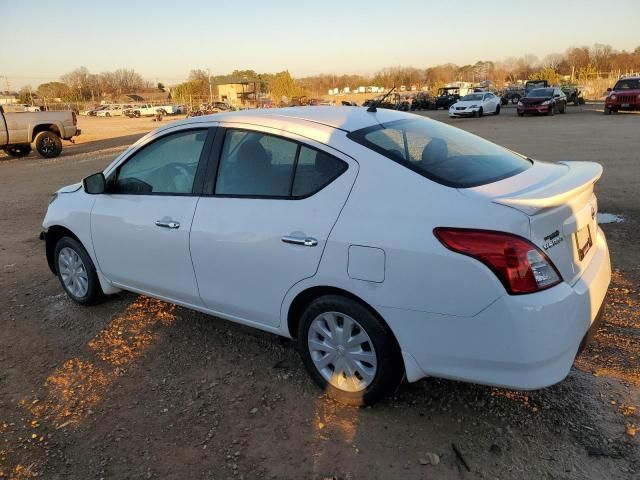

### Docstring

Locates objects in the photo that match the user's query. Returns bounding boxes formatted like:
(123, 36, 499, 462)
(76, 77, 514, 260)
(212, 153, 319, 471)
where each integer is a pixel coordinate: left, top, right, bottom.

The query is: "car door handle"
(155, 220, 180, 229)
(281, 235, 318, 247)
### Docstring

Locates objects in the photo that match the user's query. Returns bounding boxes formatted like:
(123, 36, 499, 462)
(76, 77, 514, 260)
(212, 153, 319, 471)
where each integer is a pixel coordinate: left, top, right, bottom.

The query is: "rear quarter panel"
(282, 136, 532, 325)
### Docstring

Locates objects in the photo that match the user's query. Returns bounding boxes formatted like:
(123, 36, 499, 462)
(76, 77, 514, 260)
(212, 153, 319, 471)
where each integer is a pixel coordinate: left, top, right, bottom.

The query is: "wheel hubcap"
(40, 137, 55, 154)
(308, 312, 377, 392)
(58, 247, 89, 297)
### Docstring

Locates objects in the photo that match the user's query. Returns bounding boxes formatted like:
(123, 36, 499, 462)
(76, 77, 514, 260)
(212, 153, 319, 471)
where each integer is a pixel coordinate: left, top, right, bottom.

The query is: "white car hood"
(451, 100, 483, 108)
(58, 182, 82, 194)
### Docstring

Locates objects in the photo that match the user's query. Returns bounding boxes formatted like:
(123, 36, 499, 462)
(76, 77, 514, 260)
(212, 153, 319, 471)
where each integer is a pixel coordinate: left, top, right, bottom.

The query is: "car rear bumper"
(382, 227, 611, 389)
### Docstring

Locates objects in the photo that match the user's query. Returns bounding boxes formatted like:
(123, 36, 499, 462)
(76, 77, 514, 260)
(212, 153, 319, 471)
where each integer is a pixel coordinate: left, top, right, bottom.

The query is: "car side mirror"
(83, 172, 106, 194)
(607, 88, 612, 92)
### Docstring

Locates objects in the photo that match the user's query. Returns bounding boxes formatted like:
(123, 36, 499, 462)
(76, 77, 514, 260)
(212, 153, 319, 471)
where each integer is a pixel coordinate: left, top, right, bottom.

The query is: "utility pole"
(207, 68, 213, 104)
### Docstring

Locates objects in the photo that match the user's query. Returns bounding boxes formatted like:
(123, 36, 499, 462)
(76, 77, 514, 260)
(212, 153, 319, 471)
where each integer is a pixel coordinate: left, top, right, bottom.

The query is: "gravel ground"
(0, 107, 638, 479)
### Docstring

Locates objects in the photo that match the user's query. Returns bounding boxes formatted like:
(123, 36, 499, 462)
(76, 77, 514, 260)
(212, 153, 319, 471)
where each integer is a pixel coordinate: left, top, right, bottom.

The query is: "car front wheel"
(298, 295, 403, 406)
(54, 236, 104, 305)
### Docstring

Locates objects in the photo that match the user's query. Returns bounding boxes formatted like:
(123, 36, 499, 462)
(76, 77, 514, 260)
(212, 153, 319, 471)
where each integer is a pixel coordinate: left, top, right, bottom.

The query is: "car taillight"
(72, 111, 77, 126)
(433, 228, 562, 295)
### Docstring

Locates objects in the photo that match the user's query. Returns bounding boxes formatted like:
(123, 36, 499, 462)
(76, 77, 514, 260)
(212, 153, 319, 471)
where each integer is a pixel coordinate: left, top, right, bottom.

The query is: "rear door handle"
(281, 235, 318, 247)
(155, 220, 180, 229)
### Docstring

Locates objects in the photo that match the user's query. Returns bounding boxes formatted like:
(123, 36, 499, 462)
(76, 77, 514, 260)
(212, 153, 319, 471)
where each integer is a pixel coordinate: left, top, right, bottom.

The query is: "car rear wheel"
(5, 144, 32, 158)
(34, 131, 62, 158)
(54, 236, 104, 305)
(298, 295, 403, 406)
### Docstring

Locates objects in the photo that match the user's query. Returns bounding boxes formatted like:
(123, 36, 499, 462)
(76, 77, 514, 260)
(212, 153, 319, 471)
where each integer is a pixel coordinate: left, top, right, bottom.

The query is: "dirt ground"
(0, 106, 638, 479)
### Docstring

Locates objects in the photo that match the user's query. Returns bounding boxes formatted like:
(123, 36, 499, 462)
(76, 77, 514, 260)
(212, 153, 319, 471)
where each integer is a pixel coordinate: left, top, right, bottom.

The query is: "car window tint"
(115, 129, 206, 194)
(348, 118, 531, 188)
(292, 146, 347, 197)
(215, 130, 297, 196)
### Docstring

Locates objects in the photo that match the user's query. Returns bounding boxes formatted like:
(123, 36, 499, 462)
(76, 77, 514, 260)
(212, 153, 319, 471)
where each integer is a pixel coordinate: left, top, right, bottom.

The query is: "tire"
(517, 111, 524, 117)
(511, 95, 521, 104)
(494, 104, 501, 115)
(54, 236, 104, 305)
(5, 144, 32, 158)
(34, 131, 62, 158)
(604, 106, 612, 115)
(547, 104, 555, 116)
(474, 107, 483, 118)
(560, 102, 566, 114)
(298, 295, 403, 406)
(105, 112, 111, 117)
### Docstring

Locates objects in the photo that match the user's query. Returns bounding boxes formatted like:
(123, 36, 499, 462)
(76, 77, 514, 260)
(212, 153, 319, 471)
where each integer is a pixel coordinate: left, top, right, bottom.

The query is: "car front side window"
(113, 129, 207, 194)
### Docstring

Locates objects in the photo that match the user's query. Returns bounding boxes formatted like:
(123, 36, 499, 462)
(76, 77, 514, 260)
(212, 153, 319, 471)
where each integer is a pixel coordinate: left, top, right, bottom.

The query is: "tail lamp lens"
(434, 228, 562, 294)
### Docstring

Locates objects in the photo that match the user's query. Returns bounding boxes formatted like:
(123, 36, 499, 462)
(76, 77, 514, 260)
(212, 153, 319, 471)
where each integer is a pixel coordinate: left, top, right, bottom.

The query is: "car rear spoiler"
(492, 161, 603, 215)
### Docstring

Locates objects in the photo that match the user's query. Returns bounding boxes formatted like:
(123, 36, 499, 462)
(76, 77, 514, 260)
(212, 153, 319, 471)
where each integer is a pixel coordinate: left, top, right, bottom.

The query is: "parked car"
(96, 105, 132, 117)
(449, 92, 501, 117)
(42, 107, 610, 405)
(560, 83, 585, 106)
(604, 76, 640, 114)
(1, 105, 80, 158)
(80, 106, 108, 116)
(517, 87, 567, 116)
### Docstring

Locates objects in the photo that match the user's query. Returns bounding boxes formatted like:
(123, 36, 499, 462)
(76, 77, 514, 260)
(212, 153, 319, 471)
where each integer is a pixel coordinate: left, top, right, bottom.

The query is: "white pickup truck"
(124, 103, 183, 117)
(0, 106, 80, 158)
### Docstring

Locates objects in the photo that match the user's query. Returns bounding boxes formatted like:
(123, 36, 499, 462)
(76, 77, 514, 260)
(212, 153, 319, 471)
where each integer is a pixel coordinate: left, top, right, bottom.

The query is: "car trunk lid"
(462, 160, 602, 285)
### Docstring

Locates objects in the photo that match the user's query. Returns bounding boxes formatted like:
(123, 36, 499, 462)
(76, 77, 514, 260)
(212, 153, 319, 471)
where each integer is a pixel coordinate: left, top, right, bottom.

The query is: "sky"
(1, 0, 639, 90)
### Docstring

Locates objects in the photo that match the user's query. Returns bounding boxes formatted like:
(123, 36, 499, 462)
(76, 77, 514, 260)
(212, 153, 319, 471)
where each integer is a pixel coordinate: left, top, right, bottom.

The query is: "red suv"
(604, 76, 640, 114)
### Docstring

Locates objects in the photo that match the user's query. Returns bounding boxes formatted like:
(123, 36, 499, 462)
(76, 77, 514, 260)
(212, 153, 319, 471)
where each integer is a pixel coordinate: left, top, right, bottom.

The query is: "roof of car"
(178, 106, 414, 134)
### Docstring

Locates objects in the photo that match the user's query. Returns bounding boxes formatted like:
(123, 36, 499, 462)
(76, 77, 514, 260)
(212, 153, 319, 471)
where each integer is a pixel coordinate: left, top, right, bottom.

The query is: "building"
(213, 78, 264, 106)
(0, 92, 18, 105)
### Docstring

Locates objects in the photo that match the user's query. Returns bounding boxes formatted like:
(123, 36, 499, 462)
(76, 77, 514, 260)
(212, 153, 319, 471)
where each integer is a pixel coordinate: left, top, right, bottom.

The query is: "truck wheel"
(604, 106, 612, 115)
(6, 144, 32, 158)
(34, 131, 63, 158)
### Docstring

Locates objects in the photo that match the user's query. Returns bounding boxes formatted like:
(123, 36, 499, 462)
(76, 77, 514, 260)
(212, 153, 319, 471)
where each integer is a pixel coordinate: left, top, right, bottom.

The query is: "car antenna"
(367, 86, 396, 113)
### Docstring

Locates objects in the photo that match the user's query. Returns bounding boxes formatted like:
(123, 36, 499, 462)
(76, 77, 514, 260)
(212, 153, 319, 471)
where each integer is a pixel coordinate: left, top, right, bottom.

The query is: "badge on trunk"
(543, 230, 563, 250)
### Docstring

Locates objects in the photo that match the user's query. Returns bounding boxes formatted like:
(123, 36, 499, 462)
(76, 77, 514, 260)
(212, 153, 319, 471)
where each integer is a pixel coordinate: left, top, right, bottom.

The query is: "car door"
(91, 125, 215, 306)
(190, 126, 358, 328)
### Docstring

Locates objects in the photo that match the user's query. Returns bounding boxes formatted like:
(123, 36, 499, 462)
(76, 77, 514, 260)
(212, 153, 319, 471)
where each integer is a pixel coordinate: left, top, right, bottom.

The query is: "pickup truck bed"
(0, 107, 80, 158)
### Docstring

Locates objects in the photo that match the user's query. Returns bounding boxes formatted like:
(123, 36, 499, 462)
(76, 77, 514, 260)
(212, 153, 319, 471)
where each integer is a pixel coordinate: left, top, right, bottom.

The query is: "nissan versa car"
(517, 87, 567, 116)
(42, 107, 611, 405)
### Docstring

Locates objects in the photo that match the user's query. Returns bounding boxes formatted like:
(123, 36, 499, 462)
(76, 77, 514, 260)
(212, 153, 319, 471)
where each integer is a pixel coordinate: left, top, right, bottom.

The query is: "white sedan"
(42, 107, 610, 405)
(449, 92, 501, 117)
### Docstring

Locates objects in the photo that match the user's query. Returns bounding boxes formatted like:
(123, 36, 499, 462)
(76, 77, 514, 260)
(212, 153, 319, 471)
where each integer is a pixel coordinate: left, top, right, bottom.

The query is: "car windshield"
(528, 88, 554, 97)
(462, 94, 484, 101)
(348, 118, 531, 188)
(613, 79, 640, 90)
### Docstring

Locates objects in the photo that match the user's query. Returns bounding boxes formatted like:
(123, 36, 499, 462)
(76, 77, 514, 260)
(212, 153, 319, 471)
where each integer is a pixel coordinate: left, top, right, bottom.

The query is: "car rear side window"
(348, 118, 531, 188)
(216, 130, 298, 197)
(214, 129, 348, 198)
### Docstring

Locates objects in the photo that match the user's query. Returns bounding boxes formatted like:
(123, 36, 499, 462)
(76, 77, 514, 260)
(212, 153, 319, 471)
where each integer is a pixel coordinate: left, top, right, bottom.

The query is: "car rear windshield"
(614, 79, 640, 90)
(347, 118, 531, 188)
(528, 88, 554, 97)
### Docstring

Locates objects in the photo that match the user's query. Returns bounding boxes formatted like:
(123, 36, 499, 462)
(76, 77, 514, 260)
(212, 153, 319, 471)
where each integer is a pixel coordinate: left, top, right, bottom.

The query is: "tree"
(268, 70, 305, 102)
(36, 82, 70, 101)
(157, 82, 165, 92)
(17, 85, 34, 104)
(529, 66, 562, 84)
